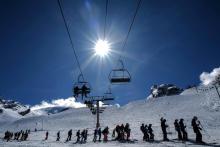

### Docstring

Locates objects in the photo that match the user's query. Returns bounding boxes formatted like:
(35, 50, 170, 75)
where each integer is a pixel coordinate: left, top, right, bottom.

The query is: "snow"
(0, 86, 220, 146)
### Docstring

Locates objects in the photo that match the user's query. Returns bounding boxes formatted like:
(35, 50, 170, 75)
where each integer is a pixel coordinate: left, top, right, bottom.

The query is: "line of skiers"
(2, 116, 205, 144)
(161, 116, 203, 143)
(48, 129, 88, 143)
(3, 130, 30, 142)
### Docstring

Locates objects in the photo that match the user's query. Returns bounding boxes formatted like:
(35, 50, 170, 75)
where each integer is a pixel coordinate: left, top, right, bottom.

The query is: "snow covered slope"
(0, 87, 220, 147)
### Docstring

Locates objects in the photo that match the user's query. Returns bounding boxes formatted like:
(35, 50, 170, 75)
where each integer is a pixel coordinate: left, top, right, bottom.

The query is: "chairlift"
(104, 86, 115, 100)
(109, 60, 131, 84)
(72, 74, 91, 100)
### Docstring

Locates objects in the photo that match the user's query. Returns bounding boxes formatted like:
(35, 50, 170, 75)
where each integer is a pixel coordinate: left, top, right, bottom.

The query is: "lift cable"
(104, 0, 109, 40)
(57, 0, 85, 81)
(118, 0, 142, 61)
(108, 0, 142, 84)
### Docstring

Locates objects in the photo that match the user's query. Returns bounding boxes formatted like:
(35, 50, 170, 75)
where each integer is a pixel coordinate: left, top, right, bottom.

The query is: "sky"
(0, 0, 220, 106)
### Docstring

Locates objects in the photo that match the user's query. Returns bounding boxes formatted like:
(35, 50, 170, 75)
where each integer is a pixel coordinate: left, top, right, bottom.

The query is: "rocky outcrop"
(150, 84, 183, 98)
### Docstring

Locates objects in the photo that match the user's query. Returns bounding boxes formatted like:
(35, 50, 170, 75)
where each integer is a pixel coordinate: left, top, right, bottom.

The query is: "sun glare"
(94, 39, 110, 57)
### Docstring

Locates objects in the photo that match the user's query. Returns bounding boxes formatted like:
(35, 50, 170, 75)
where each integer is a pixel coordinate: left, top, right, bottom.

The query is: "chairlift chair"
(104, 86, 115, 100)
(109, 60, 131, 84)
(72, 74, 91, 100)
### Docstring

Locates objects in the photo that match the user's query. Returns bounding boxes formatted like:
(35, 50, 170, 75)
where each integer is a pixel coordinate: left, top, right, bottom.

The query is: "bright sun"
(94, 39, 110, 57)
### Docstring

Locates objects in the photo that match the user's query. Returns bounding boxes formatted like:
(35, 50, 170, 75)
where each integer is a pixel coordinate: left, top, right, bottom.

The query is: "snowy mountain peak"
(0, 97, 30, 116)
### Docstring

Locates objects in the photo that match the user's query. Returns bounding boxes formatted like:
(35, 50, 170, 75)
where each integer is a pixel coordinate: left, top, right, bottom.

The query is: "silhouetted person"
(140, 124, 145, 141)
(93, 128, 98, 142)
(74, 86, 80, 97)
(24, 130, 28, 141)
(120, 124, 125, 141)
(102, 127, 109, 142)
(144, 124, 149, 141)
(98, 128, 102, 142)
(4, 131, 10, 142)
(81, 84, 89, 98)
(115, 125, 120, 140)
(84, 129, 88, 142)
(191, 116, 203, 143)
(66, 129, 72, 142)
(148, 124, 154, 141)
(179, 119, 188, 141)
(14, 132, 17, 140)
(124, 123, 131, 141)
(174, 119, 182, 140)
(45, 131, 49, 140)
(56, 131, 60, 141)
(80, 129, 85, 143)
(17, 131, 21, 140)
(21, 131, 25, 141)
(161, 118, 169, 141)
(76, 130, 81, 143)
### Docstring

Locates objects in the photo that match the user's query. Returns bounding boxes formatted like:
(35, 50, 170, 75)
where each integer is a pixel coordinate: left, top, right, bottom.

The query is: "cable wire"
(57, 0, 85, 81)
(119, 0, 142, 60)
(104, 0, 109, 40)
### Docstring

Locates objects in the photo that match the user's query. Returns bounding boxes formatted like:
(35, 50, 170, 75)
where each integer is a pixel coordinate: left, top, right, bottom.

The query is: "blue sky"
(0, 0, 220, 105)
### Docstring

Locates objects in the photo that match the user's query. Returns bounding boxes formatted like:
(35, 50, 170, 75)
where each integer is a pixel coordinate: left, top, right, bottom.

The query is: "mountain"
(149, 84, 183, 98)
(0, 98, 30, 116)
(0, 85, 220, 146)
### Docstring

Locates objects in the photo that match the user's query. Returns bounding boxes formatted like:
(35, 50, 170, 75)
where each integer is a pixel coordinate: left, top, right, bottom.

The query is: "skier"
(98, 128, 102, 142)
(179, 118, 188, 141)
(120, 124, 125, 141)
(84, 129, 88, 142)
(80, 129, 85, 143)
(124, 123, 131, 141)
(76, 130, 81, 143)
(17, 131, 21, 140)
(66, 129, 72, 142)
(4, 131, 10, 142)
(112, 128, 116, 139)
(93, 128, 98, 142)
(102, 126, 109, 142)
(191, 116, 203, 143)
(148, 124, 154, 141)
(161, 118, 169, 141)
(140, 124, 145, 141)
(174, 119, 182, 140)
(14, 132, 17, 140)
(21, 131, 25, 141)
(24, 130, 28, 141)
(56, 131, 60, 141)
(45, 131, 49, 140)
(144, 124, 149, 141)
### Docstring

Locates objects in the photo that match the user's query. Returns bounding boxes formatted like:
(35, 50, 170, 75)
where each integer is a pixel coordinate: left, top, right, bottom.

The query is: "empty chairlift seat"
(109, 60, 131, 84)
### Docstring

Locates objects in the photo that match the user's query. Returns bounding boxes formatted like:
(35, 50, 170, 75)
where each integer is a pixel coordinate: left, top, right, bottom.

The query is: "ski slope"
(0, 87, 220, 147)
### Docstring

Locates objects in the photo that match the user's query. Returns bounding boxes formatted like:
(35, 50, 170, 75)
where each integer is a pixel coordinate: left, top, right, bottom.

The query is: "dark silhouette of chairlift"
(109, 60, 131, 84)
(73, 74, 91, 99)
(103, 86, 115, 100)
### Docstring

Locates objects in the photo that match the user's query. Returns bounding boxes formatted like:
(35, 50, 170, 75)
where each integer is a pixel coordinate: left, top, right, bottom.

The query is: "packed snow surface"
(0, 87, 220, 146)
